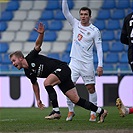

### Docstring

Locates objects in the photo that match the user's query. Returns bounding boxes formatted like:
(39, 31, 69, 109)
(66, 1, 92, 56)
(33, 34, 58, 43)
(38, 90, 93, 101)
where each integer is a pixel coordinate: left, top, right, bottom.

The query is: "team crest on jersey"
(87, 32, 90, 35)
(31, 63, 35, 67)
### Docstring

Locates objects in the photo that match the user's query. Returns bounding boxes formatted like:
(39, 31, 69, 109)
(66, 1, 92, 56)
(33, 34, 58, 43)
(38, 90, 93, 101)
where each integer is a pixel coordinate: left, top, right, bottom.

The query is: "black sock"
(45, 85, 59, 108)
(76, 97, 98, 112)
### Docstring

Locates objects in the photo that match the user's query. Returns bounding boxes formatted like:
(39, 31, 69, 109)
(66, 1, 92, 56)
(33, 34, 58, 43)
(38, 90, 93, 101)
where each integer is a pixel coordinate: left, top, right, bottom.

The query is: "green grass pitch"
(0, 106, 133, 132)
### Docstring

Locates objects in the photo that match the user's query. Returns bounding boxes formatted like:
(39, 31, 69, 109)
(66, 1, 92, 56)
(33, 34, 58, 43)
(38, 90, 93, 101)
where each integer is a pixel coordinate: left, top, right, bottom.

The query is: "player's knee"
(44, 80, 51, 86)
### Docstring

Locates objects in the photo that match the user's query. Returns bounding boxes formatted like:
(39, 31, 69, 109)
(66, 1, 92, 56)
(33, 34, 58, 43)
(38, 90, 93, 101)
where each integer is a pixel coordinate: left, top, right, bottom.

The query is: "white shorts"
(69, 58, 95, 85)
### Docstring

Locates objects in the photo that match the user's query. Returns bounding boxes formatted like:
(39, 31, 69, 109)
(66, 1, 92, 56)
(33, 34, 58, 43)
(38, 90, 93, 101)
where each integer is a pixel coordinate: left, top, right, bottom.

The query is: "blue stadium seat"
(65, 42, 72, 53)
(116, 63, 130, 71)
(44, 31, 57, 41)
(102, 0, 116, 9)
(97, 10, 110, 19)
(61, 52, 70, 64)
(106, 20, 120, 30)
(103, 64, 115, 71)
(28, 31, 38, 42)
(0, 21, 7, 31)
(93, 52, 98, 64)
(49, 20, 63, 31)
(102, 31, 115, 41)
(102, 41, 110, 52)
(94, 20, 105, 30)
(110, 41, 124, 52)
(116, 0, 130, 9)
(0, 43, 9, 53)
(45, 1, 60, 10)
(119, 53, 128, 63)
(40, 10, 54, 20)
(47, 53, 60, 60)
(5, 1, 19, 11)
(111, 9, 125, 19)
(0, 11, 14, 21)
(0, 54, 2, 63)
(54, 10, 66, 20)
(2, 54, 11, 64)
(115, 30, 121, 40)
(0, 64, 10, 71)
(104, 53, 119, 63)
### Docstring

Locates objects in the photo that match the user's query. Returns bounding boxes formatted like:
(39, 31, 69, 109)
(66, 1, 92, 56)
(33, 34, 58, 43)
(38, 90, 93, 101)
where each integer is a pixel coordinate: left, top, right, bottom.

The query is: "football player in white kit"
(62, 0, 103, 121)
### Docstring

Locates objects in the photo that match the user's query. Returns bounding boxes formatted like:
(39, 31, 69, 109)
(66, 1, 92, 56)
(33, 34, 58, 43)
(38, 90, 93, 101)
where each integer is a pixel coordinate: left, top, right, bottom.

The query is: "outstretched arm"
(62, 0, 75, 26)
(34, 22, 45, 51)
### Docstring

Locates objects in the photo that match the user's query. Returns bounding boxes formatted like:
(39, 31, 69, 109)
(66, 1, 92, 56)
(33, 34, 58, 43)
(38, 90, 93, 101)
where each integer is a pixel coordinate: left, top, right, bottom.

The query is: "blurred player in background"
(9, 22, 108, 123)
(116, 12, 133, 116)
(62, 0, 103, 121)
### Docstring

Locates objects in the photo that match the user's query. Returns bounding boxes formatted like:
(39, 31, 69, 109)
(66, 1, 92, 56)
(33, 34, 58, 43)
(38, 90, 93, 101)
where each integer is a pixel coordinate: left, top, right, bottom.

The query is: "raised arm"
(62, 0, 75, 26)
(34, 22, 45, 51)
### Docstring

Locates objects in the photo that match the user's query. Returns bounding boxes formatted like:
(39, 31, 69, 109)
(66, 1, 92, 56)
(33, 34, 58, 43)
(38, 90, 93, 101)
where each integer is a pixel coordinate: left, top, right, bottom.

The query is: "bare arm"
(34, 22, 45, 51)
(32, 81, 45, 110)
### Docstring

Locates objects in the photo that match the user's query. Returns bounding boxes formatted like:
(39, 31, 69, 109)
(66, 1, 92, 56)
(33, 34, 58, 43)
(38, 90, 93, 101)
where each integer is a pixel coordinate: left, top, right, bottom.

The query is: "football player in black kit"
(10, 22, 107, 123)
(116, 12, 133, 116)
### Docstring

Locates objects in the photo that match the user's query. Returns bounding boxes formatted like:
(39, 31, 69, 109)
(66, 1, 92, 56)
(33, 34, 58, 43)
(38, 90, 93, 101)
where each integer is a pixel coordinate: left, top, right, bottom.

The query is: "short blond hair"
(10, 51, 24, 59)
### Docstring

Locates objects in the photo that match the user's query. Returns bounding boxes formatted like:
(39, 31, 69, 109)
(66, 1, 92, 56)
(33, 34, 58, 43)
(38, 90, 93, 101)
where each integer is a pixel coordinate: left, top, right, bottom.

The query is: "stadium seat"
(103, 64, 115, 71)
(27, 10, 41, 20)
(119, 53, 128, 63)
(21, 21, 35, 31)
(106, 20, 120, 30)
(0, 54, 2, 63)
(2, 54, 11, 64)
(44, 31, 57, 42)
(0, 64, 10, 72)
(93, 52, 98, 64)
(116, 0, 130, 9)
(32, 0, 47, 10)
(116, 63, 130, 71)
(94, 20, 105, 30)
(5, 1, 19, 11)
(28, 30, 38, 42)
(102, 31, 115, 41)
(45, 1, 60, 10)
(51, 42, 67, 53)
(47, 53, 60, 60)
(0, 32, 15, 42)
(0, 11, 13, 21)
(102, 41, 110, 52)
(7, 21, 21, 31)
(54, 10, 66, 20)
(40, 10, 54, 20)
(13, 11, 27, 21)
(110, 41, 124, 52)
(0, 43, 9, 53)
(61, 52, 70, 64)
(19, 1, 33, 10)
(104, 53, 119, 63)
(65, 42, 72, 53)
(115, 30, 121, 40)
(111, 9, 125, 19)
(49, 20, 63, 31)
(0, 21, 7, 31)
(102, 0, 116, 9)
(97, 9, 110, 19)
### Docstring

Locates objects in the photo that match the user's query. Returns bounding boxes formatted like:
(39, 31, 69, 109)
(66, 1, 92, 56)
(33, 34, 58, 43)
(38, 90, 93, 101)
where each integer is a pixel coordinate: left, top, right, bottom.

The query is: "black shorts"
(53, 64, 75, 94)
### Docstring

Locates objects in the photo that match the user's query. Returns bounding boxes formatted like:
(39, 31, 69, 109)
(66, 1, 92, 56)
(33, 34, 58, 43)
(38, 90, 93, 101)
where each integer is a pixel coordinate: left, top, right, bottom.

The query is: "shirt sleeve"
(62, 0, 75, 26)
(94, 29, 103, 67)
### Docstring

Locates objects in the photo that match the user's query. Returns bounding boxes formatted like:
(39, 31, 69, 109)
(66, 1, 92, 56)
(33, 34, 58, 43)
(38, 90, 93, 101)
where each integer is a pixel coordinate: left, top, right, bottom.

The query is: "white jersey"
(62, 0, 103, 66)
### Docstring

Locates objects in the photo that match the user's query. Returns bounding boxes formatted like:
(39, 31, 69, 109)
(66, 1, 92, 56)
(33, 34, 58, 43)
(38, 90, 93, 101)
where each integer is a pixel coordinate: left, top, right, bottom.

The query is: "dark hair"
(79, 7, 91, 16)
(10, 51, 24, 59)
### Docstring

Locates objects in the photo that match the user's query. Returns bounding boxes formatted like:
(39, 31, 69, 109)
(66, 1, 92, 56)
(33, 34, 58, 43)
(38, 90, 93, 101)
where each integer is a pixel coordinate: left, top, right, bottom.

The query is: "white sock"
(53, 107, 59, 112)
(96, 107, 102, 114)
(67, 97, 75, 112)
(89, 92, 97, 115)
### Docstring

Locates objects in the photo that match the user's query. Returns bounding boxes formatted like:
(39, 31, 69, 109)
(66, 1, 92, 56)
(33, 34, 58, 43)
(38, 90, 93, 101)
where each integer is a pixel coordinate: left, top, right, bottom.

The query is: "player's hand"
(37, 100, 45, 110)
(34, 22, 45, 34)
(97, 67, 103, 77)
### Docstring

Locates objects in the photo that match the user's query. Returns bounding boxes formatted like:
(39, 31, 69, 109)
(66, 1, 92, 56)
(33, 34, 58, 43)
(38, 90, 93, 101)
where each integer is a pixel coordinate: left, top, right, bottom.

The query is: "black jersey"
(121, 12, 133, 65)
(24, 49, 67, 84)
